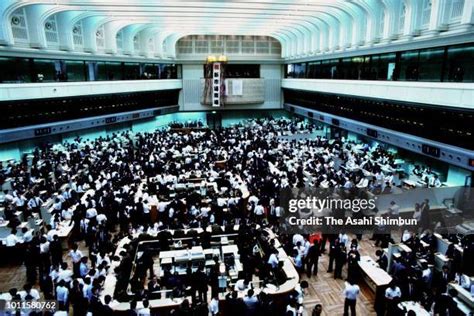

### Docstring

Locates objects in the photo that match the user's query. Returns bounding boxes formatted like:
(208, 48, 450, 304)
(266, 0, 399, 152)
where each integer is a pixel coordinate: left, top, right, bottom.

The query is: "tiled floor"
(300, 236, 378, 316)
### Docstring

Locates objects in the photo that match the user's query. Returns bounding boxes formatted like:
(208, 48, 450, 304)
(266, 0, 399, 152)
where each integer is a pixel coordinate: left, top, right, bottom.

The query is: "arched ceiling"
(0, 0, 472, 59)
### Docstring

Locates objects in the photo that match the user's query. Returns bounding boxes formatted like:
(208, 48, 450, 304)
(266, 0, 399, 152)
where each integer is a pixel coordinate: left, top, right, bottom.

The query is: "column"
(25, 5, 47, 49)
(104, 22, 118, 54)
(57, 12, 74, 51)
(427, 0, 449, 35)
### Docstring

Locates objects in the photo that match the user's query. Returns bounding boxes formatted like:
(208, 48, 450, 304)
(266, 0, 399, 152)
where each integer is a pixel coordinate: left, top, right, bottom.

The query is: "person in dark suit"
(225, 290, 245, 316)
(102, 295, 114, 316)
(327, 237, 340, 273)
(147, 275, 161, 298)
(347, 246, 360, 281)
(192, 264, 208, 303)
(434, 265, 454, 293)
(420, 199, 431, 231)
(404, 271, 423, 302)
(375, 249, 388, 271)
(306, 240, 320, 278)
(433, 288, 459, 316)
(334, 245, 347, 279)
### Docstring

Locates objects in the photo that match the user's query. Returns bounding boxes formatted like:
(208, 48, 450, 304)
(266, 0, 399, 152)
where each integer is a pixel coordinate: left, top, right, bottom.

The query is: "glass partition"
(32, 59, 61, 82)
(106, 62, 123, 80)
(446, 44, 474, 82)
(320, 59, 339, 79)
(0, 57, 31, 83)
(124, 63, 140, 80)
(307, 61, 321, 79)
(398, 50, 419, 81)
(65, 60, 85, 82)
(283, 42, 474, 82)
(340, 58, 352, 79)
(143, 64, 159, 79)
(372, 53, 397, 80)
(161, 64, 178, 79)
(0, 57, 181, 83)
(418, 47, 444, 81)
(95, 62, 107, 81)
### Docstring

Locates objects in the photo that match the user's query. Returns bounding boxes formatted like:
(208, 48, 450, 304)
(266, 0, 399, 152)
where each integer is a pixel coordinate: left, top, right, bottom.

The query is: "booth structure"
(101, 226, 299, 314)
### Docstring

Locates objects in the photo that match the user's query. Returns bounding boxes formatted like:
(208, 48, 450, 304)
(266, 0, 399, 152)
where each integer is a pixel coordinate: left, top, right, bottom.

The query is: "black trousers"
(306, 258, 319, 277)
(193, 287, 207, 303)
(327, 255, 335, 272)
(344, 298, 356, 316)
(334, 263, 344, 279)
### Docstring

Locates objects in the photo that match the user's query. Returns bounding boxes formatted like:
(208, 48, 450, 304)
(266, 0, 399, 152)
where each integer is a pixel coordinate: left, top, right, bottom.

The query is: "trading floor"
(0, 232, 380, 315)
(1, 1, 474, 315)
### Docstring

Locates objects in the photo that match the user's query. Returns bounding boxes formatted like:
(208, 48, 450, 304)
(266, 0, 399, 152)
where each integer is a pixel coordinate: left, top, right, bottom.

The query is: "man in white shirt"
(294, 281, 308, 304)
(375, 172, 384, 187)
(234, 279, 250, 292)
(56, 280, 69, 311)
(421, 263, 432, 286)
(254, 203, 265, 222)
(142, 200, 150, 222)
(430, 175, 442, 188)
(61, 207, 74, 220)
(275, 205, 283, 220)
(343, 279, 360, 316)
(85, 207, 97, 219)
(268, 250, 279, 269)
(356, 177, 369, 189)
(385, 282, 402, 315)
(14, 194, 28, 218)
(243, 289, 258, 313)
(209, 295, 219, 315)
(3, 191, 14, 205)
(19, 284, 40, 301)
(158, 200, 170, 219)
(384, 173, 394, 187)
(248, 195, 259, 205)
(14, 195, 27, 208)
(292, 234, 304, 246)
(21, 227, 33, 243)
(388, 201, 400, 217)
(385, 283, 401, 300)
(46, 225, 59, 242)
(52, 198, 62, 212)
(27, 196, 43, 215)
(339, 233, 349, 247)
(5, 229, 21, 247)
(57, 262, 74, 284)
(68, 244, 83, 277)
(96, 213, 107, 225)
(455, 272, 471, 289)
(138, 299, 151, 316)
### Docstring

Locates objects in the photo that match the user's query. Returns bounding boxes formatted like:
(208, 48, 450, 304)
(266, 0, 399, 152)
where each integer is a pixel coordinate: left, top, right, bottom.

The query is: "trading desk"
(358, 256, 392, 312)
(102, 228, 299, 314)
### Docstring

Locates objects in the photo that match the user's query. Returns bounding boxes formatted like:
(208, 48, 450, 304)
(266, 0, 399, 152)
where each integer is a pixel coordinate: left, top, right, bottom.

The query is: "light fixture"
(11, 16, 20, 26)
(207, 55, 217, 63)
(218, 55, 228, 62)
(219, 262, 226, 274)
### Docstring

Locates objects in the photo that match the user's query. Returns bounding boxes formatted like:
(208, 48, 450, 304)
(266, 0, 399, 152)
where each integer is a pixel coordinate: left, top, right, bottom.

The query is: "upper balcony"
(0, 79, 182, 101)
(281, 79, 474, 109)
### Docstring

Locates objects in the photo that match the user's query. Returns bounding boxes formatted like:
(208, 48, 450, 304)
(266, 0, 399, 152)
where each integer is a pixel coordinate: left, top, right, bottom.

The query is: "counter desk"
(102, 228, 300, 314)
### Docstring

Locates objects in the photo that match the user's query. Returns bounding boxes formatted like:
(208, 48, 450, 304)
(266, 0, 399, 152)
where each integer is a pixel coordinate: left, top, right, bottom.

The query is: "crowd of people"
(168, 120, 206, 129)
(0, 116, 466, 315)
